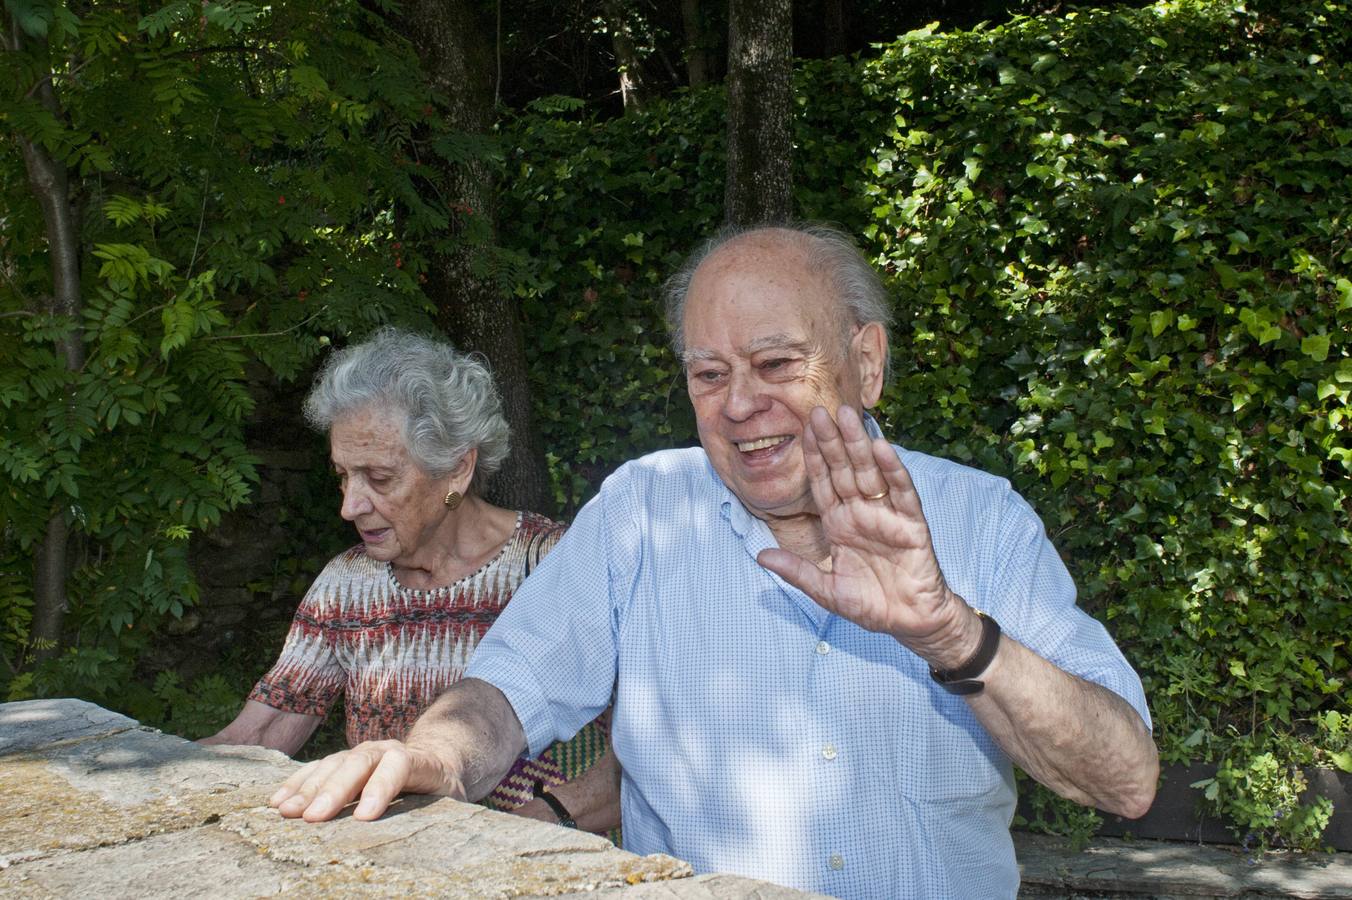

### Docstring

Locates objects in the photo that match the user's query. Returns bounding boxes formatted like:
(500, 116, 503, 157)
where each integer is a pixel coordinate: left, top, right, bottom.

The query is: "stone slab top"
(5, 699, 1349, 898)
(0, 697, 140, 755)
(0, 699, 817, 899)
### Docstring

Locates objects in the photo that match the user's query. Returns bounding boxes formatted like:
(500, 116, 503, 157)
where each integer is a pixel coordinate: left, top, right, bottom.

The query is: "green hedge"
(500, 0, 1351, 849)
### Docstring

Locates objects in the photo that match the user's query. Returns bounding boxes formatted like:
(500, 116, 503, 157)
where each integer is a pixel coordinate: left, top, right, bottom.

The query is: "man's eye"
(694, 370, 724, 383)
(760, 358, 798, 373)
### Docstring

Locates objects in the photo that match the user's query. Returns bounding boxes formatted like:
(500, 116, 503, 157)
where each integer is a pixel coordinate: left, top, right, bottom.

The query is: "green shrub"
(2, 2, 468, 700)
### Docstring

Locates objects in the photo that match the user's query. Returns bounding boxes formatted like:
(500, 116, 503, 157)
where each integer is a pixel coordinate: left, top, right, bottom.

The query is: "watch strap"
(533, 779, 577, 828)
(929, 610, 1001, 696)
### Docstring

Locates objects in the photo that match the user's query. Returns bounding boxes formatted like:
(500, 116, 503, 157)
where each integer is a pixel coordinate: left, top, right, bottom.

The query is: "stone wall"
(0, 699, 812, 899)
(5, 700, 1351, 899)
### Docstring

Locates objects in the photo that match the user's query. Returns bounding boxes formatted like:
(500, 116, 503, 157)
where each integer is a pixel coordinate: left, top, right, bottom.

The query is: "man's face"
(682, 235, 878, 521)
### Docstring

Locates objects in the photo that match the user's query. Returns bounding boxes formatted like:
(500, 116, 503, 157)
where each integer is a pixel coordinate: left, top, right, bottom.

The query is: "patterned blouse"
(248, 510, 604, 809)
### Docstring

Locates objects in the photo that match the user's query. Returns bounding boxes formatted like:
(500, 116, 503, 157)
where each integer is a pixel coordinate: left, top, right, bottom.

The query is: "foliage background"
(3, 0, 1349, 845)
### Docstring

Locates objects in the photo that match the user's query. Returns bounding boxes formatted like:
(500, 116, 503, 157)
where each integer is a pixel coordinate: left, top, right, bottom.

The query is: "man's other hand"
(269, 740, 461, 822)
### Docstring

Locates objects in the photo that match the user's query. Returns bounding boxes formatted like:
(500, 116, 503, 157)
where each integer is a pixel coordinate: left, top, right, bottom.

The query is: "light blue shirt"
(467, 433, 1150, 899)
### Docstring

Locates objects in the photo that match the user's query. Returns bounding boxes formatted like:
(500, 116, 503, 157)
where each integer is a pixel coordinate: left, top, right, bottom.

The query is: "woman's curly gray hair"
(303, 327, 510, 494)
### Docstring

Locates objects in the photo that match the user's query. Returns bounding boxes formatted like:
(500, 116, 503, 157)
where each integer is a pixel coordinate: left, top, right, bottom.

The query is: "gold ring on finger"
(861, 489, 889, 501)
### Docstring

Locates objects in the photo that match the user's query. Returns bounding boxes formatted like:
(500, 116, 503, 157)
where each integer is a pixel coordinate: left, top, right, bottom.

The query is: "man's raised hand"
(756, 404, 983, 669)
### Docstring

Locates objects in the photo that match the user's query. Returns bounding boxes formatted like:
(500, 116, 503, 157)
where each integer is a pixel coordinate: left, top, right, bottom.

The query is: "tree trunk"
(724, 0, 794, 226)
(602, 0, 646, 114)
(680, 0, 718, 87)
(395, 0, 554, 517)
(5, 19, 85, 665)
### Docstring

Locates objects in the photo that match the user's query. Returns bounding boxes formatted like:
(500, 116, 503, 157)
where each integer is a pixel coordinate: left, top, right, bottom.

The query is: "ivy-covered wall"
(500, 0, 1351, 848)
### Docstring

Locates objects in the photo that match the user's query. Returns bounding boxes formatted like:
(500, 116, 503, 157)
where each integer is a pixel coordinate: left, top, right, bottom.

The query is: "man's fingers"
(352, 746, 415, 820)
(271, 759, 319, 808)
(802, 422, 841, 513)
(275, 750, 351, 817)
(836, 406, 889, 498)
(269, 741, 421, 823)
(758, 548, 829, 600)
(807, 407, 862, 500)
(873, 438, 925, 517)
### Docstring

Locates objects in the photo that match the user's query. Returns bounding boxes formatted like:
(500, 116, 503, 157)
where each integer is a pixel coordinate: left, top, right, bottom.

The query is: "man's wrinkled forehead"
(680, 249, 851, 357)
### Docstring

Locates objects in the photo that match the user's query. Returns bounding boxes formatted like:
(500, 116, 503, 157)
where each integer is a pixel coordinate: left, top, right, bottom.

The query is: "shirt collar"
(711, 409, 888, 633)
(862, 410, 884, 440)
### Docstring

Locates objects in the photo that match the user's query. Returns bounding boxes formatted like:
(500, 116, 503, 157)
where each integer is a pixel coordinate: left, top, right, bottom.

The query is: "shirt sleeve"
(246, 570, 346, 718)
(467, 476, 632, 758)
(983, 489, 1152, 730)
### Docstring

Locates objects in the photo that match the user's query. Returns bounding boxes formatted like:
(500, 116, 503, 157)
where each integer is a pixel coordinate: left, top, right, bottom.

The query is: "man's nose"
(723, 370, 770, 421)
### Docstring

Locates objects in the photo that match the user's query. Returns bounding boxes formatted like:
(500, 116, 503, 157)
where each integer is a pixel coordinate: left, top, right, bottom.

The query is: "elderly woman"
(204, 327, 617, 832)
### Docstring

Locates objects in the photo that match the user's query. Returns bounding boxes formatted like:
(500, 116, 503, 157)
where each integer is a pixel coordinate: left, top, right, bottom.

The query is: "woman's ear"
(851, 322, 887, 408)
(448, 447, 479, 494)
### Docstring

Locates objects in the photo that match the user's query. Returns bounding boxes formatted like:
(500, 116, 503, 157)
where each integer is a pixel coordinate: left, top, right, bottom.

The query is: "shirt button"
(829, 853, 845, 870)
(822, 743, 837, 761)
(815, 640, 830, 655)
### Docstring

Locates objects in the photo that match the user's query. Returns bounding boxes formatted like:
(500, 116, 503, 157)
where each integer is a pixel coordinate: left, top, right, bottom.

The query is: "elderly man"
(272, 224, 1158, 899)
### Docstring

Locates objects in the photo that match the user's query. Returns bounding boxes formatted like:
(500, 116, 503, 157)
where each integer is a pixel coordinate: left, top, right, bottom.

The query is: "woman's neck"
(391, 495, 518, 590)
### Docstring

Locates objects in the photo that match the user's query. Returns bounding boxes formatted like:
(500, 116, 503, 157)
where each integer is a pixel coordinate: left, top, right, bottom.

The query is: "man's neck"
(765, 514, 831, 567)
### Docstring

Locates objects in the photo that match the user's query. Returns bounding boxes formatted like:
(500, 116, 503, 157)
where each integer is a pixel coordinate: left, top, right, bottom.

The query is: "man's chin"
(732, 489, 815, 522)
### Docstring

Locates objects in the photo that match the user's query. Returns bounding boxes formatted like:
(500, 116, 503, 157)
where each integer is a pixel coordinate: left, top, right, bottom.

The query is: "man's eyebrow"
(682, 335, 815, 365)
(745, 334, 813, 355)
(681, 348, 719, 365)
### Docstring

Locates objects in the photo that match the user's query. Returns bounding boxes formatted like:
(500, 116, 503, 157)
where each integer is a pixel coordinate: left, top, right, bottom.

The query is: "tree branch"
(199, 308, 325, 342)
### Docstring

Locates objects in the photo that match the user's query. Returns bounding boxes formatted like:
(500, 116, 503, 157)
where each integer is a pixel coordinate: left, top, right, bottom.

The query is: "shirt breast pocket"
(888, 672, 1012, 806)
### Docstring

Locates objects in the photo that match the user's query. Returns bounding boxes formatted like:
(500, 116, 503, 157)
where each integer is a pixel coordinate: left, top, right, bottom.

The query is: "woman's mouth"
(359, 527, 390, 543)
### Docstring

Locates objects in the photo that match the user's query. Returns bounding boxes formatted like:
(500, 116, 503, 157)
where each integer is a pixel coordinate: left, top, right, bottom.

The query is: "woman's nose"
(340, 483, 372, 520)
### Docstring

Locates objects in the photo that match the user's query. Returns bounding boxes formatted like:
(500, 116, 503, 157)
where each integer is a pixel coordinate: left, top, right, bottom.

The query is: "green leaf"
(1335, 278, 1352, 311)
(104, 196, 143, 227)
(10, 0, 54, 37)
(1301, 334, 1330, 362)
(1150, 309, 1174, 337)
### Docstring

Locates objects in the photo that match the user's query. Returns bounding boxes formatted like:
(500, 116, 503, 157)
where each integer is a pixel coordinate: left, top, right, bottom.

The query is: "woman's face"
(330, 406, 451, 568)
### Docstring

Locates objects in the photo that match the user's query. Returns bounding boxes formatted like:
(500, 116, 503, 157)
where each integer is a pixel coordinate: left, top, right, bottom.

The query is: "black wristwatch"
(533, 779, 577, 828)
(929, 610, 1002, 696)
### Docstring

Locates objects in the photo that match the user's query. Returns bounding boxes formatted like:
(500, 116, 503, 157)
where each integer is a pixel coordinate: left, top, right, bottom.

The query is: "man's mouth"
(735, 435, 791, 454)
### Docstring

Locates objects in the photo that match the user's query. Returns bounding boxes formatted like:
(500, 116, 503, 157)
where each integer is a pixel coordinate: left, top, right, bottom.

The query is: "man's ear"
(851, 322, 887, 408)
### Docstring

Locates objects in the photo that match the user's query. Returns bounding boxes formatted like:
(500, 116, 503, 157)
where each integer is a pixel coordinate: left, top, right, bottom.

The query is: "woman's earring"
(444, 490, 463, 510)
